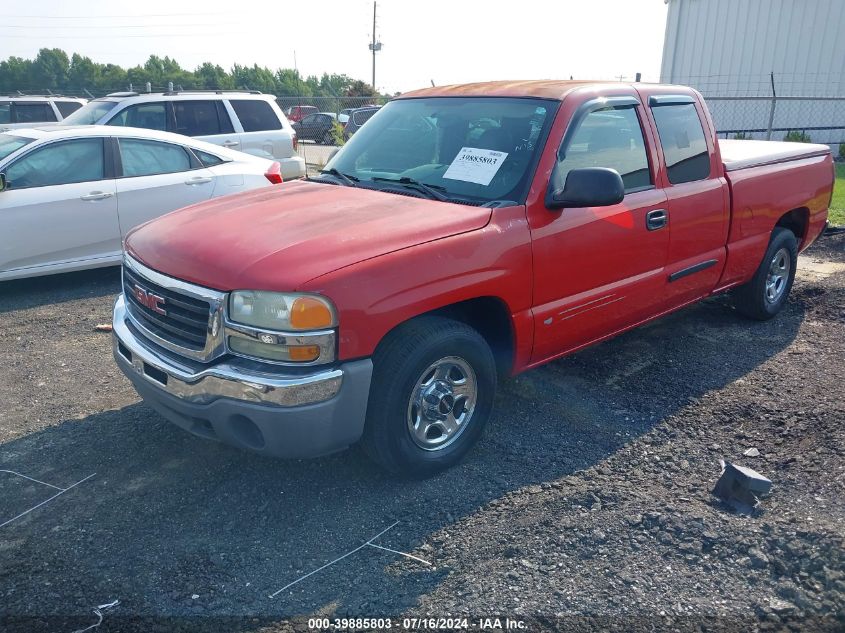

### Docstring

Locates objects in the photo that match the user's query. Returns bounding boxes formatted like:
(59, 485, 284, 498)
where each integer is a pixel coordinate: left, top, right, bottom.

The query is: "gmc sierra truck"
(112, 80, 834, 475)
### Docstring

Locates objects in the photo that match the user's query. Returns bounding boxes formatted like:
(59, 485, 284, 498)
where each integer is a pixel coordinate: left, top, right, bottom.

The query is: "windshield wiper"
(370, 176, 449, 202)
(318, 168, 359, 187)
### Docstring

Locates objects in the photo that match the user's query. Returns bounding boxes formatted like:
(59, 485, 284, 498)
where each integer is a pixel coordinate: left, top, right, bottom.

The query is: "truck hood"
(125, 179, 492, 291)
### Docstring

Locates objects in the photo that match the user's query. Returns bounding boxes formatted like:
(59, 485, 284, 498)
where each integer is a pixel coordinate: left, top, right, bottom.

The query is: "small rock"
(748, 548, 769, 569)
(744, 448, 761, 457)
(769, 598, 796, 615)
(527, 485, 543, 495)
(591, 529, 608, 543)
(191, 594, 200, 600)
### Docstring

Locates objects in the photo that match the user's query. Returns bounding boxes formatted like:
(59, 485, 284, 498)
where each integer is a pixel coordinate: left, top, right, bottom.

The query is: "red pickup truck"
(113, 80, 834, 475)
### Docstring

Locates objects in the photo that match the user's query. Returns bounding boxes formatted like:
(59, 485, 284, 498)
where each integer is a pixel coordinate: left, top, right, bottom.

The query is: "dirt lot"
(1, 235, 843, 632)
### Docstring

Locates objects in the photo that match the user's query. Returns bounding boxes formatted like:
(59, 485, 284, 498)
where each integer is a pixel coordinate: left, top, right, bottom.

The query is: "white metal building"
(660, 0, 845, 145)
(661, 0, 845, 96)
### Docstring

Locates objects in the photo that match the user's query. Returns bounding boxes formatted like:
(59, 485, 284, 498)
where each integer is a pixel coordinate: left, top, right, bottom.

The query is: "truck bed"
(720, 139, 832, 171)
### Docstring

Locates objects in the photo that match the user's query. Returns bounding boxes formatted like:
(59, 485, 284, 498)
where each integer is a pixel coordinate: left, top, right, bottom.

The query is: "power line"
(4, 12, 237, 19)
(0, 22, 239, 29)
(0, 32, 253, 39)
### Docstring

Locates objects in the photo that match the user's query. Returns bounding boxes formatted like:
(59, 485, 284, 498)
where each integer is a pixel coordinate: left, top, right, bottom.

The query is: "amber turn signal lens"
(290, 297, 334, 330)
(288, 345, 321, 362)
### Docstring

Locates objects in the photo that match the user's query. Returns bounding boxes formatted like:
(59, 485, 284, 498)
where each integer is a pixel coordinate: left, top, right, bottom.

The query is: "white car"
(0, 125, 283, 281)
(0, 95, 87, 130)
(60, 90, 305, 180)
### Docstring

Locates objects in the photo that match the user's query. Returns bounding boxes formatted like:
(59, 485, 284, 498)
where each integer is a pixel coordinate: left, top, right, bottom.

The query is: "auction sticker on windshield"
(443, 147, 508, 186)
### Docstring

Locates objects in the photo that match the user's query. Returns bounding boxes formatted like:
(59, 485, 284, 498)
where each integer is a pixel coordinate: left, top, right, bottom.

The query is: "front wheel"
(361, 317, 497, 477)
(731, 227, 798, 320)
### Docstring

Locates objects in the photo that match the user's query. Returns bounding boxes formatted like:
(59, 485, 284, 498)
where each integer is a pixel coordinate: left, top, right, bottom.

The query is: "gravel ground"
(0, 235, 843, 632)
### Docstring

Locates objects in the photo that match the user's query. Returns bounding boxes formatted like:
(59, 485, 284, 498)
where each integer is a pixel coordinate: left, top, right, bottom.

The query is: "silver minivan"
(60, 90, 305, 180)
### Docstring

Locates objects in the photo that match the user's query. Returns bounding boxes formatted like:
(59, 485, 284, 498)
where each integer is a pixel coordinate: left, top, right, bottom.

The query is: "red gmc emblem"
(132, 284, 166, 315)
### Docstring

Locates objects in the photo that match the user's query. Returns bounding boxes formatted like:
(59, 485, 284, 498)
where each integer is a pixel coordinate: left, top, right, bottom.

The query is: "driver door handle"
(80, 191, 114, 201)
(646, 208, 668, 231)
(185, 176, 213, 185)
(222, 140, 239, 147)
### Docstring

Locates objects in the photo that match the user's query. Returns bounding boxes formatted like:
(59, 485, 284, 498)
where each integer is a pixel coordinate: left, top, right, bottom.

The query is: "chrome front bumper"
(112, 294, 342, 406)
(112, 294, 373, 458)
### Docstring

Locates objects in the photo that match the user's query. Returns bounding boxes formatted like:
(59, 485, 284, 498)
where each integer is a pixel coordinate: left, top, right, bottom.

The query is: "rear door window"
(230, 100, 282, 132)
(5, 138, 104, 189)
(173, 100, 224, 136)
(556, 106, 652, 192)
(118, 138, 192, 177)
(106, 103, 167, 131)
(650, 103, 710, 184)
(55, 101, 83, 118)
(14, 102, 57, 123)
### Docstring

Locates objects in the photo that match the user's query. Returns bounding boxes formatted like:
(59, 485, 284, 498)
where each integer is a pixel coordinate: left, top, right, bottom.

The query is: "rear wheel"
(731, 227, 798, 320)
(361, 316, 496, 477)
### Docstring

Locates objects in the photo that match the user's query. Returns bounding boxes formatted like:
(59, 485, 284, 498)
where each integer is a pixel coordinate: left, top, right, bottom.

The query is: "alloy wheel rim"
(406, 356, 478, 451)
(765, 247, 790, 304)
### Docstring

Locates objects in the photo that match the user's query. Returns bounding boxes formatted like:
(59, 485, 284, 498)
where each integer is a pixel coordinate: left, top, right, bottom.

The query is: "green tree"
(31, 48, 70, 91)
(0, 56, 33, 92)
(345, 79, 377, 98)
(67, 53, 100, 91)
(196, 63, 235, 90)
(0, 49, 385, 100)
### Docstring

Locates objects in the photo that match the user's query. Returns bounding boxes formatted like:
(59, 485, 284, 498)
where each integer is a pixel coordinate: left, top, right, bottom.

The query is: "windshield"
(325, 97, 557, 204)
(0, 134, 35, 162)
(61, 99, 119, 125)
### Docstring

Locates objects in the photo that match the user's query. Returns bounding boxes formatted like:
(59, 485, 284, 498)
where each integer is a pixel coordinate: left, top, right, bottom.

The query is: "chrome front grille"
(121, 255, 226, 362)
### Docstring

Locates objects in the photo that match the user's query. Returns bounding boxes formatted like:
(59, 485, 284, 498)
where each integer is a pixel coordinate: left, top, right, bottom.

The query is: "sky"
(1, 0, 670, 94)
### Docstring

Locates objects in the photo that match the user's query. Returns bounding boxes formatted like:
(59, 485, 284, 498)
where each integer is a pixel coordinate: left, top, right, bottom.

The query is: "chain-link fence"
(707, 96, 845, 147)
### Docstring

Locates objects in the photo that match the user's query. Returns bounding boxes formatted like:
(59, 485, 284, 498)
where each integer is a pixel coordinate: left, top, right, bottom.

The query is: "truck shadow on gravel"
(0, 293, 805, 629)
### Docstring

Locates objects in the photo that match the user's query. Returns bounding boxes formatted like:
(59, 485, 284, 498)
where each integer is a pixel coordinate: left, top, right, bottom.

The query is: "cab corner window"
(556, 106, 652, 193)
(651, 103, 710, 184)
(5, 138, 104, 189)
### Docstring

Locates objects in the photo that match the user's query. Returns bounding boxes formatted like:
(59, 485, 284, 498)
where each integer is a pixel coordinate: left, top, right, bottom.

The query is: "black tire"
(361, 316, 497, 477)
(322, 131, 334, 146)
(731, 227, 798, 320)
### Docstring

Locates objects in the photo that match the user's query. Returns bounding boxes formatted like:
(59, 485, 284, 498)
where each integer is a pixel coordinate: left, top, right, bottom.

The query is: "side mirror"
(0, 173, 6, 193)
(546, 167, 624, 210)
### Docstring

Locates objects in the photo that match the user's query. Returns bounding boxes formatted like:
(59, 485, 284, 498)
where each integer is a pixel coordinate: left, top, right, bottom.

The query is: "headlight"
(226, 291, 337, 364)
(228, 291, 337, 331)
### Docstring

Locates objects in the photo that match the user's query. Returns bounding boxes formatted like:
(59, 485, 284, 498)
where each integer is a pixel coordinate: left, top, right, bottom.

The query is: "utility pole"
(368, 1, 383, 92)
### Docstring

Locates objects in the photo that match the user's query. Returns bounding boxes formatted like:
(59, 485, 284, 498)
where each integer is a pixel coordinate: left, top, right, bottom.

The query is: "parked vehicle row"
(110, 80, 833, 476)
(0, 125, 282, 281)
(286, 105, 382, 145)
(62, 90, 305, 180)
(0, 94, 86, 129)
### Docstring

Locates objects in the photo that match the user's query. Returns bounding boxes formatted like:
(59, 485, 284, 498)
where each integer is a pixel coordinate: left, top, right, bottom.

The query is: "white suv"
(61, 91, 305, 180)
(0, 95, 87, 129)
